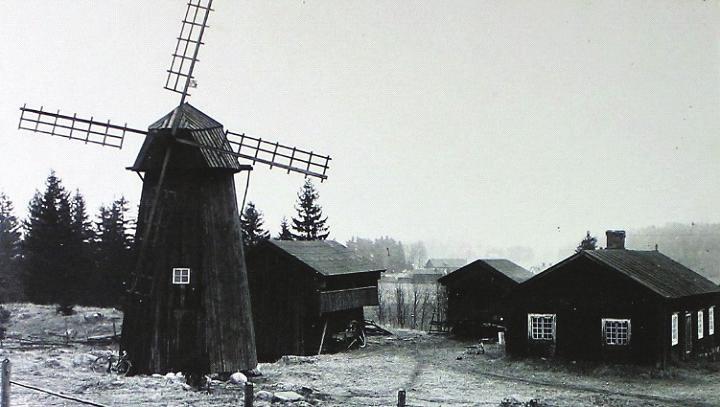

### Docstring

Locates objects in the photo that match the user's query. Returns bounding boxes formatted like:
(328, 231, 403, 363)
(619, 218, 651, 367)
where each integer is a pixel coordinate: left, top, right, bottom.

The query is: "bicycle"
(92, 351, 132, 375)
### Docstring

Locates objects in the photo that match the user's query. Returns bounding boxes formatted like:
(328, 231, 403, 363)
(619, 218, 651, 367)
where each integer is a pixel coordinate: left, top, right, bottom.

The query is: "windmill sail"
(164, 0, 214, 101)
(18, 105, 146, 149)
(225, 130, 331, 180)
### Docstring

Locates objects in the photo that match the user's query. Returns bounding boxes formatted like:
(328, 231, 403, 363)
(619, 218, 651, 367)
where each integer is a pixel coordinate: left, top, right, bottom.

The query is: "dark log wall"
(445, 272, 515, 326)
(506, 256, 666, 364)
(667, 293, 720, 362)
(122, 143, 257, 374)
(246, 246, 319, 361)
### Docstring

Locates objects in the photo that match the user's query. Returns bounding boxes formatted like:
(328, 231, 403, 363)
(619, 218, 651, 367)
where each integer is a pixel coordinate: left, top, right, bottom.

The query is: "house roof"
(425, 258, 467, 269)
(131, 103, 243, 172)
(582, 250, 720, 299)
(525, 249, 720, 299)
(266, 239, 385, 276)
(438, 259, 533, 285)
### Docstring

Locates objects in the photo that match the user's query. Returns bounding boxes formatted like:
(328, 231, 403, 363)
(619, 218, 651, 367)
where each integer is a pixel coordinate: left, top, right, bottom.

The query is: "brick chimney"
(606, 230, 626, 250)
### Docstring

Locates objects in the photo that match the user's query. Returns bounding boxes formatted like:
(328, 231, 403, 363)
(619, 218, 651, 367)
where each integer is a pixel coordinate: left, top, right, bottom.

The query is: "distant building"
(246, 240, 384, 361)
(438, 259, 532, 337)
(424, 258, 467, 274)
(506, 231, 720, 366)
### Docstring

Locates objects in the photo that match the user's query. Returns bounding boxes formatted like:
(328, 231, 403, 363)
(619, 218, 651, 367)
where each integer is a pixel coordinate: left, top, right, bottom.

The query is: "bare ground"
(1, 304, 719, 406)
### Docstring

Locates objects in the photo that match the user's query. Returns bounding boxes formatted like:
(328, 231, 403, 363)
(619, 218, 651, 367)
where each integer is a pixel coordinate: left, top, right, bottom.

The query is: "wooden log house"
(506, 231, 720, 365)
(438, 259, 533, 337)
(246, 240, 384, 361)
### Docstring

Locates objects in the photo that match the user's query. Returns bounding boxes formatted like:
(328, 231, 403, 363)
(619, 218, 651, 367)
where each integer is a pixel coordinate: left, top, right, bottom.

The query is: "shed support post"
(397, 389, 406, 407)
(317, 319, 328, 356)
(1, 359, 10, 407)
(243, 382, 253, 407)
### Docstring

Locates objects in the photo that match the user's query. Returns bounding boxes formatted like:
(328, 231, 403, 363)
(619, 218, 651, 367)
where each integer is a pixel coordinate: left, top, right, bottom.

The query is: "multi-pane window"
(528, 314, 556, 340)
(602, 318, 631, 346)
(671, 313, 679, 346)
(698, 310, 704, 339)
(172, 268, 191, 285)
(709, 306, 715, 336)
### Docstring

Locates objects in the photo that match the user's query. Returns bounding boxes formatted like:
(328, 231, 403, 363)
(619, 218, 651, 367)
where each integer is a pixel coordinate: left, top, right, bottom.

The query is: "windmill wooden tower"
(17, 0, 330, 376)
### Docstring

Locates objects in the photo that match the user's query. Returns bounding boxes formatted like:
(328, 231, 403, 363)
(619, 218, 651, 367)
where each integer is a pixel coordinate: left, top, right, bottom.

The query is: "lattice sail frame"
(226, 130, 331, 180)
(18, 105, 147, 149)
(164, 0, 213, 100)
(18, 105, 331, 180)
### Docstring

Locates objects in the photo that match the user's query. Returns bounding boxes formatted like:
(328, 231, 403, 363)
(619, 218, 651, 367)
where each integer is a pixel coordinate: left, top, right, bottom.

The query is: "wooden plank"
(319, 286, 379, 314)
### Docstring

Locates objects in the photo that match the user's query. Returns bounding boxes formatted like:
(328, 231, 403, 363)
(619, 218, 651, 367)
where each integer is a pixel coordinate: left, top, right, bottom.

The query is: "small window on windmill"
(172, 268, 191, 285)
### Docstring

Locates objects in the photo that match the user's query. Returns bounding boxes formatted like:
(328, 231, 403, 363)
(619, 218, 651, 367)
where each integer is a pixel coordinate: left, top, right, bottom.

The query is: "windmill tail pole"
(128, 144, 173, 293)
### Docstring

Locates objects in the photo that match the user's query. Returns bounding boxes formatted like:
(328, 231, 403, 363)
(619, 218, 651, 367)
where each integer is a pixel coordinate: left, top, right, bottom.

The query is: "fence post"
(243, 382, 253, 407)
(1, 359, 10, 407)
(397, 389, 406, 407)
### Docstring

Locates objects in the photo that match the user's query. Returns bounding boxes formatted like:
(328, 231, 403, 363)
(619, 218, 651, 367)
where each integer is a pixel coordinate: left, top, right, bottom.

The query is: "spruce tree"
(70, 190, 95, 305)
(22, 171, 82, 312)
(277, 217, 293, 240)
(0, 193, 23, 302)
(576, 231, 598, 252)
(291, 179, 329, 240)
(240, 202, 270, 248)
(94, 196, 134, 307)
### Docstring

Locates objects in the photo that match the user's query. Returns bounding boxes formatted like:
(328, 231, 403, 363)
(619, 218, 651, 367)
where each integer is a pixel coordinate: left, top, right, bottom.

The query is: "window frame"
(527, 313, 556, 341)
(698, 310, 704, 339)
(601, 318, 631, 346)
(709, 306, 715, 336)
(172, 267, 191, 285)
(671, 312, 679, 346)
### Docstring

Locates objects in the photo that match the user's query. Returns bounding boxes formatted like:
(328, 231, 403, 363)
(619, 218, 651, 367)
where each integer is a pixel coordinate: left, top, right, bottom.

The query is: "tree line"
(240, 178, 330, 247)
(1, 174, 335, 313)
(0, 171, 134, 313)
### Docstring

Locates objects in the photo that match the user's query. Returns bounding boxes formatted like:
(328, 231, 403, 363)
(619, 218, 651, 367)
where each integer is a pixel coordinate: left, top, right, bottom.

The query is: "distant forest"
(630, 223, 720, 284)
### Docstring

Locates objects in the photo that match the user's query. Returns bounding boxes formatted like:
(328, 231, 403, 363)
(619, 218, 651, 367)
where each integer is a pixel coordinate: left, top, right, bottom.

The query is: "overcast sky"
(1, 1, 718, 268)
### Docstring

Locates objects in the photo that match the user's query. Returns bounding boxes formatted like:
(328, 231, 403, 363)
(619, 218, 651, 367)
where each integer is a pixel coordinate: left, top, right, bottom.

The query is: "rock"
(230, 371, 248, 384)
(273, 391, 303, 402)
(256, 390, 273, 401)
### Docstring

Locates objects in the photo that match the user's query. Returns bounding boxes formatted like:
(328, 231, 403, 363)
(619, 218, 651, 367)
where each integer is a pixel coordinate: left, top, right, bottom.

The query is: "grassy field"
(1, 304, 719, 406)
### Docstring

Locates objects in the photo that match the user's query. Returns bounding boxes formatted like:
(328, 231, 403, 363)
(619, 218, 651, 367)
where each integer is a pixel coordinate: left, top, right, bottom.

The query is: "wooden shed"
(506, 231, 720, 366)
(246, 240, 384, 361)
(438, 259, 532, 337)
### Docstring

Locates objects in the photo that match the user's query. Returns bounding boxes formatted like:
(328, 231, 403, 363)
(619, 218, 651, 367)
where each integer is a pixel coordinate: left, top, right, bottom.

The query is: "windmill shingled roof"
(582, 249, 720, 299)
(132, 103, 242, 171)
(267, 240, 385, 276)
(438, 259, 533, 284)
(149, 103, 222, 130)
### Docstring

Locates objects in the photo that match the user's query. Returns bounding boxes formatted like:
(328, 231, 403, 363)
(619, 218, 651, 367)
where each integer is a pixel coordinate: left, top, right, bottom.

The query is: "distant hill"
(629, 223, 720, 284)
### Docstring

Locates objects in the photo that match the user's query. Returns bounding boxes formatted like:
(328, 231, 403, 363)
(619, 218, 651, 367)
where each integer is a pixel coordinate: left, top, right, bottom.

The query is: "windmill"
(17, 0, 331, 377)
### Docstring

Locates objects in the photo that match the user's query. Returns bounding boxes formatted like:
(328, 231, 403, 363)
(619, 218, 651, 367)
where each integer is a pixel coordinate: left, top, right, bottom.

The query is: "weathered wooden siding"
(246, 245, 382, 361)
(122, 138, 257, 374)
(319, 286, 379, 314)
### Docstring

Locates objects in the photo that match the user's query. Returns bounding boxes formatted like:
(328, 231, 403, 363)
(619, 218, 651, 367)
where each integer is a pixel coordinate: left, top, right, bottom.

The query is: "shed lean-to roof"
(583, 250, 720, 299)
(131, 103, 243, 172)
(425, 258, 467, 269)
(438, 259, 533, 285)
(267, 240, 385, 276)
